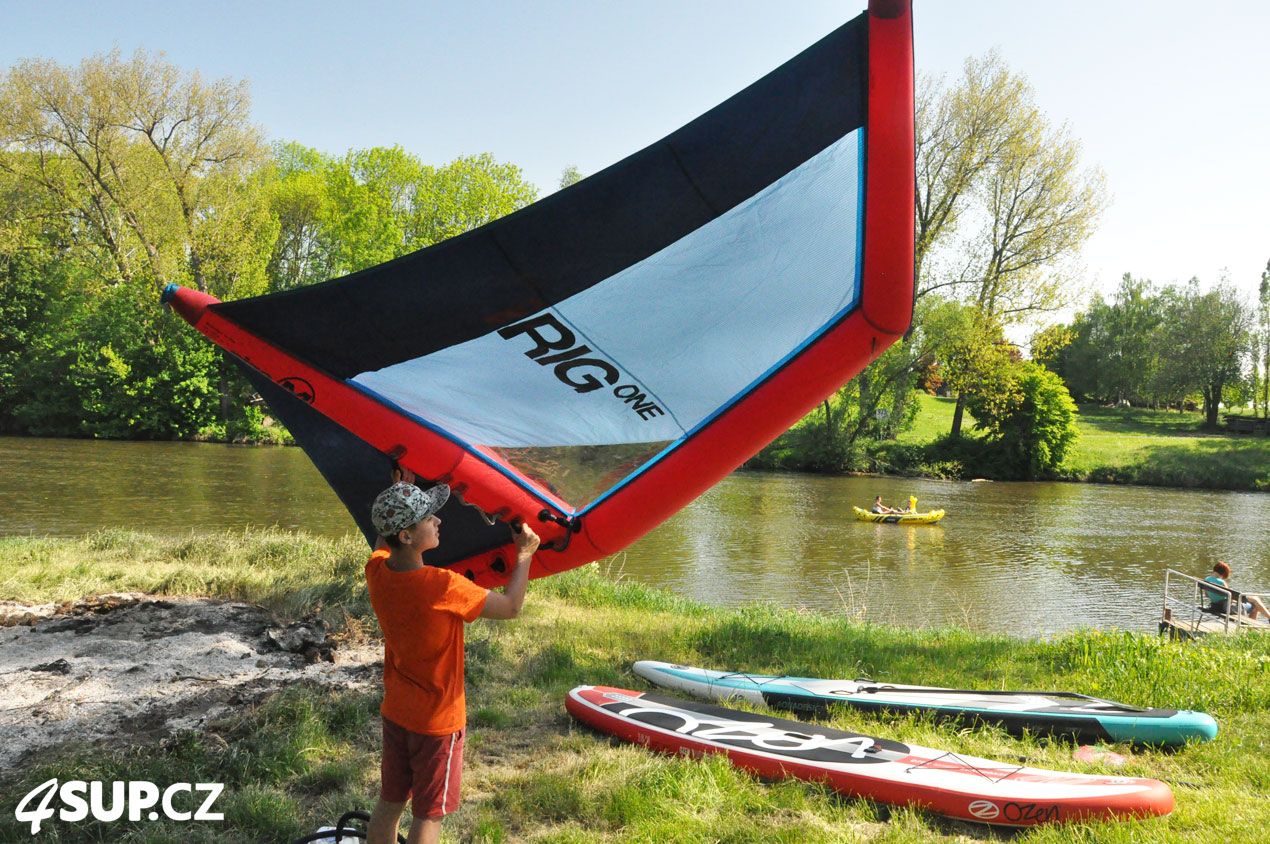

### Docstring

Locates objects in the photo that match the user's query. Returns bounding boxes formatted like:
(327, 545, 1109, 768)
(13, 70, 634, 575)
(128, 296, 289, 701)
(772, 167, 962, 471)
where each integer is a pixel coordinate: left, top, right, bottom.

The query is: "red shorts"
(380, 717, 465, 819)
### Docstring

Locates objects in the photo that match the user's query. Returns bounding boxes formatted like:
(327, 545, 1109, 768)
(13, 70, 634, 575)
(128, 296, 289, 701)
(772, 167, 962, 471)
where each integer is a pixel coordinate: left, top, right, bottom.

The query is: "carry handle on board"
(852, 682, 1149, 712)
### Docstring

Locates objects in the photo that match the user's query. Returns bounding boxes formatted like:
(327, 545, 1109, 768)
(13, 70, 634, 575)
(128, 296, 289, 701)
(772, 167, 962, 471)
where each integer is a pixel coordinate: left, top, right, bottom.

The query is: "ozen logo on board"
(498, 313, 666, 422)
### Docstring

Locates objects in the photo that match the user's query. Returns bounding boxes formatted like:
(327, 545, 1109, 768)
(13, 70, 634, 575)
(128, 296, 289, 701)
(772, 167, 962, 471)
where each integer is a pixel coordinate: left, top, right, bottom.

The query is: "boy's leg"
(367, 798, 407, 844)
(403, 728, 463, 843)
(375, 717, 416, 843)
(405, 816, 442, 844)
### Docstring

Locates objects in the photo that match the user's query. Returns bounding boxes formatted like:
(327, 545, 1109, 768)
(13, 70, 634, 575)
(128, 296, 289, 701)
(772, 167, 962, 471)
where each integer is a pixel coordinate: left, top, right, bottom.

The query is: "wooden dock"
(1158, 606, 1270, 641)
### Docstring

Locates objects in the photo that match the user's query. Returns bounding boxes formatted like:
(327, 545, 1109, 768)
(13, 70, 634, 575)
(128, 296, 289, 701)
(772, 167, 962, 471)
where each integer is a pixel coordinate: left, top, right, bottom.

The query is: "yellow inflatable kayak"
(853, 506, 945, 525)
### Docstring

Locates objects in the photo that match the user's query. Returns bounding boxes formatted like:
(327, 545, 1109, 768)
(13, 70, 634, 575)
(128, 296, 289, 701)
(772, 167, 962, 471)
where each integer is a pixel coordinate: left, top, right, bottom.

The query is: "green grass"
(892, 395, 1270, 490)
(894, 394, 975, 445)
(1062, 405, 1270, 489)
(0, 528, 373, 621)
(3, 533, 1270, 842)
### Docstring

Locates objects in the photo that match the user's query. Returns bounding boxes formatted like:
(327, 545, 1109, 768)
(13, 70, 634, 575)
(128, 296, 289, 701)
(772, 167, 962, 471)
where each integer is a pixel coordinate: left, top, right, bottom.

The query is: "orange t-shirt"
(365, 549, 488, 735)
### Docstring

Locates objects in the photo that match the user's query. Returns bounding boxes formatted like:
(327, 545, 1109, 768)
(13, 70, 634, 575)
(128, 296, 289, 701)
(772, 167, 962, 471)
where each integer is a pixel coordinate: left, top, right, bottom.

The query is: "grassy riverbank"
(3, 531, 1270, 843)
(881, 395, 1270, 490)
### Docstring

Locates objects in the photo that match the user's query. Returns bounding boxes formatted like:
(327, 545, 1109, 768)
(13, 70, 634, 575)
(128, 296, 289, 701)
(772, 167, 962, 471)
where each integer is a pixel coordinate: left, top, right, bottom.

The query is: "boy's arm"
(480, 522, 539, 620)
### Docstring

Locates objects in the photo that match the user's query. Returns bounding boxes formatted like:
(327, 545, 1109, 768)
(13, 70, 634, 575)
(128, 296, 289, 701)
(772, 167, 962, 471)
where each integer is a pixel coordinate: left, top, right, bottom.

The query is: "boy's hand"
(513, 522, 540, 559)
(391, 465, 416, 485)
(481, 521, 537, 620)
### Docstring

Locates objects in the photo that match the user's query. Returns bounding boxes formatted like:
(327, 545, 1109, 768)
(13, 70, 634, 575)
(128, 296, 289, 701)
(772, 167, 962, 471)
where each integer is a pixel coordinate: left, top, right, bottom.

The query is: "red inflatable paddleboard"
(566, 686, 1173, 826)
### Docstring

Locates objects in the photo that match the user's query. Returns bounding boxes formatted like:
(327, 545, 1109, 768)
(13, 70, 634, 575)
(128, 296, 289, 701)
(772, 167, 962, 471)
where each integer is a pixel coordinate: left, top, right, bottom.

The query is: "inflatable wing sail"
(163, 0, 914, 585)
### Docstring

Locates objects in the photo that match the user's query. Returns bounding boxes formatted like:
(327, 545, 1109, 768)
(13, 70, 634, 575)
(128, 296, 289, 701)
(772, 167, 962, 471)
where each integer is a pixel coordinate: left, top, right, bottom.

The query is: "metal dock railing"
(1159, 569, 1270, 640)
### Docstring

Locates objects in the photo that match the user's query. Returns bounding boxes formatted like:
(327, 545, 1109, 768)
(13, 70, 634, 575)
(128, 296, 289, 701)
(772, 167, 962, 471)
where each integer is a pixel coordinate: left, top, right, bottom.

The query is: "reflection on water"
(3, 436, 1268, 636)
(622, 473, 1270, 636)
(0, 436, 353, 539)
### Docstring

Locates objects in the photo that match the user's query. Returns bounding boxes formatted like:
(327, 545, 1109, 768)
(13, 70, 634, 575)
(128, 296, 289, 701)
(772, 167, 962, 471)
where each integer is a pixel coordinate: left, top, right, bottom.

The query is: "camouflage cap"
(371, 482, 450, 536)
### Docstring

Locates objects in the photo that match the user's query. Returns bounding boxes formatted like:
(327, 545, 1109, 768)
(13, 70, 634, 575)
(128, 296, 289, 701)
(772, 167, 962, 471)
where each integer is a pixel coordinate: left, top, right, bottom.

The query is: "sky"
(3, 0, 1268, 319)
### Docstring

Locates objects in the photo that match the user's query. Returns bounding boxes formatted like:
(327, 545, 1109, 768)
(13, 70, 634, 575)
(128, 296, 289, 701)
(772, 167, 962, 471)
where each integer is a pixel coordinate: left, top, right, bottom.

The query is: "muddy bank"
(0, 594, 380, 772)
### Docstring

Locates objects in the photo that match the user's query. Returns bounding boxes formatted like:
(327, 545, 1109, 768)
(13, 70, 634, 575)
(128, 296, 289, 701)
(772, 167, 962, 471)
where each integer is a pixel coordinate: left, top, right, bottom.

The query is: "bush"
(969, 362, 1079, 479)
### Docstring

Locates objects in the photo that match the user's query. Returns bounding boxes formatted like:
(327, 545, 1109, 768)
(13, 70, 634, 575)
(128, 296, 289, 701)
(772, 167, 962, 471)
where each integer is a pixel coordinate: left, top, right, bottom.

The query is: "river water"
(3, 436, 1268, 636)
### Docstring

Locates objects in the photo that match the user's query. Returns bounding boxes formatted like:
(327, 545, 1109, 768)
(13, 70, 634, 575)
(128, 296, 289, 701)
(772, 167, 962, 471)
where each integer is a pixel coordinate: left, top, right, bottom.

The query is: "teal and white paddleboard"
(633, 661, 1217, 746)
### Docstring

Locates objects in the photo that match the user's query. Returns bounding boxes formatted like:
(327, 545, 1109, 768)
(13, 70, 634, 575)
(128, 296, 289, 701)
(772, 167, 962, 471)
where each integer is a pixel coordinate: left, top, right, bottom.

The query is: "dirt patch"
(0, 593, 380, 772)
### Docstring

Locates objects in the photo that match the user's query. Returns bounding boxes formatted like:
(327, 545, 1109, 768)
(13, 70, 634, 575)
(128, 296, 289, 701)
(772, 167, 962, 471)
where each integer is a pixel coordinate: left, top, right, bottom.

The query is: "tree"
(947, 87, 1105, 434)
(321, 145, 421, 273)
(1048, 274, 1163, 405)
(266, 141, 337, 291)
(878, 54, 1031, 434)
(914, 51, 1031, 300)
(266, 145, 538, 289)
(0, 48, 270, 296)
(414, 153, 538, 247)
(558, 165, 583, 189)
(1055, 305, 1107, 402)
(904, 52, 1106, 438)
(1154, 278, 1253, 429)
(1257, 260, 1270, 418)
(814, 296, 989, 451)
(1029, 322, 1073, 378)
(942, 323, 1022, 430)
(1, 49, 279, 438)
(1098, 275, 1161, 405)
(0, 249, 76, 432)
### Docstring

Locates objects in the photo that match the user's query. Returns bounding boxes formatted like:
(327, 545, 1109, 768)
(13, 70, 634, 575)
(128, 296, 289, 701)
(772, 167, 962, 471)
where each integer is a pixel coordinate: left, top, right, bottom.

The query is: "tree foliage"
(0, 51, 540, 441)
(1049, 274, 1162, 405)
(1155, 278, 1253, 429)
(1040, 275, 1255, 429)
(968, 361, 1078, 479)
(908, 52, 1107, 437)
(1255, 260, 1270, 418)
(0, 48, 270, 296)
(266, 143, 537, 290)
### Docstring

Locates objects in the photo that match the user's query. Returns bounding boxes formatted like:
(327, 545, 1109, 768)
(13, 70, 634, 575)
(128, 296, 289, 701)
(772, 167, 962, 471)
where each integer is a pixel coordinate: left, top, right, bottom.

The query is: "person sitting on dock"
(1203, 562, 1270, 621)
(871, 496, 900, 514)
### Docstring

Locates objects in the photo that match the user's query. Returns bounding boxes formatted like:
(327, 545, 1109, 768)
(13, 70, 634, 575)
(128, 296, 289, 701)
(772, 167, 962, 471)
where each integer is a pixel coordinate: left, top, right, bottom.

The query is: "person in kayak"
(871, 496, 901, 514)
(1203, 562, 1269, 621)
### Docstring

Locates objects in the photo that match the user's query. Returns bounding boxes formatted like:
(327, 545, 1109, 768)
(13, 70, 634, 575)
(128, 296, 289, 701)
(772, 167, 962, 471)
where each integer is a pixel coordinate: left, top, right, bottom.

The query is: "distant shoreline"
(747, 396, 1270, 493)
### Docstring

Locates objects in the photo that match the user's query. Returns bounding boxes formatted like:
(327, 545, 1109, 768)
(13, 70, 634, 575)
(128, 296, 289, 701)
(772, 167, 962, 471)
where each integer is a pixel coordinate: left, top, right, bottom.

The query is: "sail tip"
(868, 0, 910, 19)
(160, 285, 221, 327)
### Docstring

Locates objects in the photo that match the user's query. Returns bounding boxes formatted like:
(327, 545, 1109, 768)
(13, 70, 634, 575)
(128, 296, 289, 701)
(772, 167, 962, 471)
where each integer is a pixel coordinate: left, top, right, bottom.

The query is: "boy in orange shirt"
(364, 470, 539, 844)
